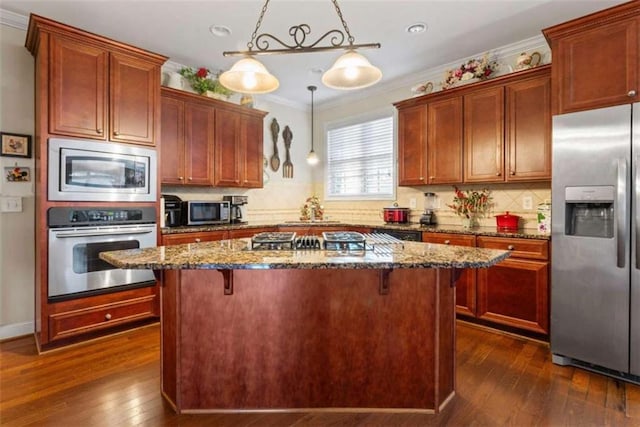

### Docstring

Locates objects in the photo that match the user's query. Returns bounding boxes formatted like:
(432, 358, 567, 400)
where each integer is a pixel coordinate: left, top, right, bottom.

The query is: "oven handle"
(52, 229, 155, 238)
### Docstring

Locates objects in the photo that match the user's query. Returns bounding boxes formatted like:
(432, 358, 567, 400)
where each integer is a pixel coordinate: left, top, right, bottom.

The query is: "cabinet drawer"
(422, 232, 475, 246)
(477, 236, 548, 260)
(162, 231, 228, 245)
(49, 295, 157, 341)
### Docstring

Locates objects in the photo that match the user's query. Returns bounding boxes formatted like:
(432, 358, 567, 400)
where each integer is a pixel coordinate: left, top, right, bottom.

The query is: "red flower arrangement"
(447, 186, 492, 218)
(442, 54, 499, 89)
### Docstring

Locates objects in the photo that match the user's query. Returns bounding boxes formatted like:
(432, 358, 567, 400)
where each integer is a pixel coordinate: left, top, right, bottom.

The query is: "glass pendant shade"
(219, 57, 279, 94)
(307, 149, 319, 165)
(321, 50, 382, 90)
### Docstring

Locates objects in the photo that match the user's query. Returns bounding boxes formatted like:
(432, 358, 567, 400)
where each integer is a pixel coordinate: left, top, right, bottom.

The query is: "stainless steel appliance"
(249, 231, 403, 253)
(162, 195, 183, 227)
(551, 103, 640, 383)
(47, 206, 157, 300)
(182, 200, 230, 225)
(48, 138, 157, 202)
(223, 195, 248, 224)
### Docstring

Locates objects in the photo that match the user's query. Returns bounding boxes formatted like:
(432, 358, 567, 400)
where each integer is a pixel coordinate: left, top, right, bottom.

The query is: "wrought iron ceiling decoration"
(219, 0, 382, 94)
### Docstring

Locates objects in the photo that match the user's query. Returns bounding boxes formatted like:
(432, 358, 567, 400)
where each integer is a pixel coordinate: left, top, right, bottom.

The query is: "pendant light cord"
(308, 85, 317, 151)
(247, 0, 271, 51)
(331, 0, 355, 45)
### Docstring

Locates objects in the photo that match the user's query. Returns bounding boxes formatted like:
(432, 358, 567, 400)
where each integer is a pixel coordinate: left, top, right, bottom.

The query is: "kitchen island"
(101, 238, 509, 414)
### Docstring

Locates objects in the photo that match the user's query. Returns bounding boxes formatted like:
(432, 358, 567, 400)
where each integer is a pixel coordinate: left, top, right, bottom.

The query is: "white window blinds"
(326, 115, 394, 199)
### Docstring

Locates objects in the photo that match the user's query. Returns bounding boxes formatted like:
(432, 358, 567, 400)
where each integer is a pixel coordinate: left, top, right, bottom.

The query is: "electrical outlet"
(409, 198, 417, 209)
(522, 196, 533, 210)
(0, 196, 22, 212)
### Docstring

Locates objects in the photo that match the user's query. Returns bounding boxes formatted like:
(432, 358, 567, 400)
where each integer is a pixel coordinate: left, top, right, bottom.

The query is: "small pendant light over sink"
(220, 0, 382, 94)
(307, 85, 319, 165)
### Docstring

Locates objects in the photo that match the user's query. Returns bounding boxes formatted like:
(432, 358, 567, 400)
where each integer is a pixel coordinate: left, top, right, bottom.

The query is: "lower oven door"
(48, 224, 157, 299)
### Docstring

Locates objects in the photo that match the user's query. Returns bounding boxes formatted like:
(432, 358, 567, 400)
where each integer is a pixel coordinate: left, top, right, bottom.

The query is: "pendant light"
(307, 85, 319, 165)
(221, 0, 381, 94)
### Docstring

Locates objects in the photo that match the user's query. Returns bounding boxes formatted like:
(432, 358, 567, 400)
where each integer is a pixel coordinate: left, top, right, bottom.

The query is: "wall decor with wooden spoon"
(269, 118, 280, 172)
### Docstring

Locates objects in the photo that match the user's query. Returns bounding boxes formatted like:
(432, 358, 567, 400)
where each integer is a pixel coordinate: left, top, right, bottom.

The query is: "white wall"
(0, 23, 36, 339)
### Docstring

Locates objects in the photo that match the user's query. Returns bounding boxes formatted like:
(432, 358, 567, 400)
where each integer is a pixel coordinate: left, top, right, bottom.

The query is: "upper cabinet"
(160, 88, 267, 188)
(27, 15, 167, 146)
(543, 1, 640, 114)
(395, 65, 551, 186)
(464, 87, 505, 183)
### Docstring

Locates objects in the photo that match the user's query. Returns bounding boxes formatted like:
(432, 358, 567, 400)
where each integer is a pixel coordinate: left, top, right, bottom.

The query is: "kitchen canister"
(537, 200, 551, 235)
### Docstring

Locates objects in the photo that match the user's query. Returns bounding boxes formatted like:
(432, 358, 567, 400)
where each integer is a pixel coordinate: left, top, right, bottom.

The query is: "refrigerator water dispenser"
(564, 186, 614, 238)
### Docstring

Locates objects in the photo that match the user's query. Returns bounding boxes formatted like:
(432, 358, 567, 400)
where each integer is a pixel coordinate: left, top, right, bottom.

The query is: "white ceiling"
(1, 0, 626, 107)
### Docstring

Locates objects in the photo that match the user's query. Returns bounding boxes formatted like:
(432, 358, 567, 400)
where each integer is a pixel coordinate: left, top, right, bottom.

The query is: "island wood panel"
(162, 268, 455, 412)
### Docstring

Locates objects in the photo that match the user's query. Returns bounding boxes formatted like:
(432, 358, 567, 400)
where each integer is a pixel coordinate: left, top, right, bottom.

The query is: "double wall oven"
(47, 138, 158, 300)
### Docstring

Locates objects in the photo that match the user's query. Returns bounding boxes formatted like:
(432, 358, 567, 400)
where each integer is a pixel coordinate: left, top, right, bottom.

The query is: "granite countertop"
(161, 221, 550, 240)
(100, 238, 510, 270)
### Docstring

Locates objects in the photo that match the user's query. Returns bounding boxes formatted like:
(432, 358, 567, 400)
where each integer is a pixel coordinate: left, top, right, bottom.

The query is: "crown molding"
(317, 34, 549, 112)
(0, 8, 28, 30)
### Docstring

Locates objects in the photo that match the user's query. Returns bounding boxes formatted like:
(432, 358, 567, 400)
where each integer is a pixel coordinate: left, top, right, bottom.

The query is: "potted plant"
(447, 186, 492, 228)
(178, 67, 234, 99)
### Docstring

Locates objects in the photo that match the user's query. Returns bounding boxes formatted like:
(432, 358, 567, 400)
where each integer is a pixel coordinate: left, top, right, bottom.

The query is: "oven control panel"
(48, 207, 156, 227)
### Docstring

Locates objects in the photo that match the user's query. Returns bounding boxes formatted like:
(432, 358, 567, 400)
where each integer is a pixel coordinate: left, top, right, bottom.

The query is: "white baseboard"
(0, 321, 33, 340)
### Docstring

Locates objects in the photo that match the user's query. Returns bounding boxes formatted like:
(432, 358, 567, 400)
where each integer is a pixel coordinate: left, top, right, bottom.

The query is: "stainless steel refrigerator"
(551, 103, 640, 383)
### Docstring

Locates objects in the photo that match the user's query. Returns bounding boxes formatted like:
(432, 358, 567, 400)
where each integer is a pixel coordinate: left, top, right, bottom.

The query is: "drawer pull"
(507, 244, 515, 250)
(629, 90, 637, 97)
(444, 240, 450, 245)
(496, 172, 502, 176)
(105, 313, 112, 321)
(113, 130, 119, 136)
(195, 238, 201, 243)
(188, 177, 193, 181)
(510, 170, 516, 176)
(419, 176, 424, 180)
(178, 176, 183, 180)
(96, 128, 102, 134)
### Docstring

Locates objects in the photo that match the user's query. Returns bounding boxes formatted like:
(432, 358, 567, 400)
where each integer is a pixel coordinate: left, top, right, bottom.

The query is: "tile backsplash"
(163, 182, 551, 230)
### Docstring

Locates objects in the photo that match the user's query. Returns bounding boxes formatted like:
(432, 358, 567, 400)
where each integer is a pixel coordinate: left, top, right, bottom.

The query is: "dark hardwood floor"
(1, 321, 638, 426)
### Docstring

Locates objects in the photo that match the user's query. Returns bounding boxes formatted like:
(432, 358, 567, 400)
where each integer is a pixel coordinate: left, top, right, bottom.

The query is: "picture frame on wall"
(0, 132, 32, 158)
(5, 165, 31, 182)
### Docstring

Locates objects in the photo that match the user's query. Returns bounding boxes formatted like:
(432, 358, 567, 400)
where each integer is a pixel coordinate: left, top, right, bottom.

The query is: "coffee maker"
(162, 194, 183, 227)
(223, 195, 248, 224)
(420, 192, 437, 225)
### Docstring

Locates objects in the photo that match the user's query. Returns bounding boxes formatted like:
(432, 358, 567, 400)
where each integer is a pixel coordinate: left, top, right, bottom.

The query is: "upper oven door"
(48, 138, 157, 202)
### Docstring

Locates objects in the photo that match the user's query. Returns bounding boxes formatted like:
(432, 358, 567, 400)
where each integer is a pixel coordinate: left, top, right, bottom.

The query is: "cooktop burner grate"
(251, 232, 296, 250)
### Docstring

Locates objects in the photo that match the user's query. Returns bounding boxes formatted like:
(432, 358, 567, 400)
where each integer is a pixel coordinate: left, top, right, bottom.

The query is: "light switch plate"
(1, 196, 22, 212)
(409, 198, 417, 209)
(522, 196, 533, 210)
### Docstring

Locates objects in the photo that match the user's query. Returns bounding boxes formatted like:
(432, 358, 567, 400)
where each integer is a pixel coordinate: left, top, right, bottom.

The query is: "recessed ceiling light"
(406, 22, 427, 34)
(210, 25, 232, 37)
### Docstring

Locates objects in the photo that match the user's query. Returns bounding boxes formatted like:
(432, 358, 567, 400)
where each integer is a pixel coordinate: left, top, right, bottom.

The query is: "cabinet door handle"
(444, 240, 450, 245)
(419, 176, 424, 180)
(629, 90, 637, 97)
(429, 176, 435, 180)
(510, 171, 516, 176)
(507, 244, 515, 250)
(188, 177, 193, 181)
(496, 172, 502, 176)
(105, 313, 112, 320)
(178, 176, 183, 180)
(96, 128, 102, 134)
(195, 238, 201, 243)
(113, 130, 119, 136)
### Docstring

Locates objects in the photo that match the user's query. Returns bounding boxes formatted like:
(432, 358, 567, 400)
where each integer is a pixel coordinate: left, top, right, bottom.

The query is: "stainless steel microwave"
(183, 201, 230, 225)
(48, 138, 157, 202)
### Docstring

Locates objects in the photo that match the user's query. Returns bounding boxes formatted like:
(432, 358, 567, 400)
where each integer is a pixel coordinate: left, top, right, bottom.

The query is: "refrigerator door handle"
(636, 155, 640, 270)
(617, 158, 628, 268)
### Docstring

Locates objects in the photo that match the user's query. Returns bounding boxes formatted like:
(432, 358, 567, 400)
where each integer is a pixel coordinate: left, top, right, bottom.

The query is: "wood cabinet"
(476, 236, 549, 334)
(26, 15, 167, 349)
(160, 89, 215, 186)
(46, 32, 161, 145)
(213, 107, 265, 187)
(422, 232, 476, 316)
(543, 2, 640, 114)
(422, 232, 550, 335)
(162, 230, 228, 246)
(160, 88, 267, 188)
(395, 66, 551, 186)
(427, 97, 463, 184)
(505, 75, 552, 181)
(398, 105, 428, 185)
(464, 87, 505, 182)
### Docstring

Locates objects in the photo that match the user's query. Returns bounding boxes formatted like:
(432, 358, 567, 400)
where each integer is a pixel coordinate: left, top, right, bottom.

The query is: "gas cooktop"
(249, 231, 404, 253)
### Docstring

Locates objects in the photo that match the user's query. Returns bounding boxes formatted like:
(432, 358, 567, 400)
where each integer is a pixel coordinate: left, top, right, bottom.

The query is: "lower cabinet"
(162, 230, 228, 245)
(46, 286, 158, 344)
(423, 232, 550, 336)
(422, 232, 476, 316)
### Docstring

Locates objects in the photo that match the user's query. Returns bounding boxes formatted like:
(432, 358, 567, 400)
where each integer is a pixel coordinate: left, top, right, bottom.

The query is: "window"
(325, 114, 394, 199)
